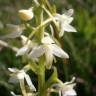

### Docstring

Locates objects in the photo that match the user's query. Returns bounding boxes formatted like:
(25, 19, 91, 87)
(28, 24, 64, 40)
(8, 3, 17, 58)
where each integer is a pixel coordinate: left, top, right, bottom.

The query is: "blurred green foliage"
(0, 0, 96, 96)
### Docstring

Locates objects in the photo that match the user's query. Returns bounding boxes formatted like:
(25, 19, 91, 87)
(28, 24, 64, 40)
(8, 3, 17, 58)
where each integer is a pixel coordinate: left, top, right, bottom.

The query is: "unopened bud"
(18, 8, 34, 21)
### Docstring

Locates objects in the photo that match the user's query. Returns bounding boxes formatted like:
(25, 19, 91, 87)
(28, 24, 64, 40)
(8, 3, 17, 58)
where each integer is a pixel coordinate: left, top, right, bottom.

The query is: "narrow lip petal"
(28, 45, 45, 58)
(24, 73, 36, 91)
(51, 44, 69, 58)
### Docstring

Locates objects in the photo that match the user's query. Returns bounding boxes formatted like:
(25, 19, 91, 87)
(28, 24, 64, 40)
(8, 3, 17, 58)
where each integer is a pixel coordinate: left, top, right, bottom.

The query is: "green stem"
(42, 6, 59, 30)
(25, 17, 53, 44)
(38, 56, 45, 96)
(34, 6, 46, 96)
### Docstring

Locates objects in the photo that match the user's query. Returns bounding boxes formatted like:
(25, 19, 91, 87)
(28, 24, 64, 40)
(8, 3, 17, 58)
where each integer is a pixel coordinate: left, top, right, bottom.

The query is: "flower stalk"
(38, 56, 46, 96)
(3, 0, 77, 96)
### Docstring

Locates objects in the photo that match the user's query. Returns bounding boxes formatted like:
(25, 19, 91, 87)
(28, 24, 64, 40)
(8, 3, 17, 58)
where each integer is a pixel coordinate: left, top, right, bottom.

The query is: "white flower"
(53, 77, 76, 96)
(0, 24, 24, 39)
(16, 35, 35, 56)
(18, 8, 34, 21)
(8, 68, 36, 92)
(28, 36, 69, 69)
(16, 45, 30, 56)
(55, 9, 77, 37)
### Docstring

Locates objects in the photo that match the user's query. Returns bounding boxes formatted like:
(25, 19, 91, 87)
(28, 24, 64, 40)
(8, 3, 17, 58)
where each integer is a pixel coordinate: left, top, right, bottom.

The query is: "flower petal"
(8, 68, 19, 84)
(62, 24, 77, 32)
(16, 45, 29, 56)
(63, 17, 73, 24)
(63, 89, 76, 96)
(64, 9, 74, 17)
(54, 14, 61, 20)
(42, 36, 54, 44)
(51, 44, 69, 58)
(21, 35, 31, 45)
(8, 76, 19, 84)
(0, 24, 23, 39)
(17, 70, 25, 80)
(24, 73, 36, 91)
(59, 91, 62, 96)
(59, 28, 64, 37)
(11, 91, 21, 96)
(28, 45, 45, 58)
(8, 68, 19, 73)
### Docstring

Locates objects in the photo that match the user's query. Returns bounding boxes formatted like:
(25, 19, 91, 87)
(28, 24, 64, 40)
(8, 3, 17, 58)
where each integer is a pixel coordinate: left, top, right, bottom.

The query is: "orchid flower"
(8, 68, 36, 92)
(28, 35, 69, 69)
(16, 35, 35, 56)
(55, 9, 77, 37)
(52, 77, 76, 96)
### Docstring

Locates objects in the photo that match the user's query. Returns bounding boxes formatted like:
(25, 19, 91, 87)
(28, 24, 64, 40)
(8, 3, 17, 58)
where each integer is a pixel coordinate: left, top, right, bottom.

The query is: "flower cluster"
(52, 77, 76, 96)
(0, 0, 77, 96)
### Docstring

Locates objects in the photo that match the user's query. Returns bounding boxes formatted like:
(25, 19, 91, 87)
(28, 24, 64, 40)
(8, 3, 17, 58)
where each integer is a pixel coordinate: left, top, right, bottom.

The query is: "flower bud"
(18, 8, 34, 21)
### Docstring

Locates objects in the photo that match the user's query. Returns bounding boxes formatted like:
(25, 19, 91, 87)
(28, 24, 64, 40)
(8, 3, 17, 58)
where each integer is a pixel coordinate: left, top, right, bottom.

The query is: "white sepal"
(28, 45, 45, 58)
(51, 44, 69, 58)
(16, 45, 29, 56)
